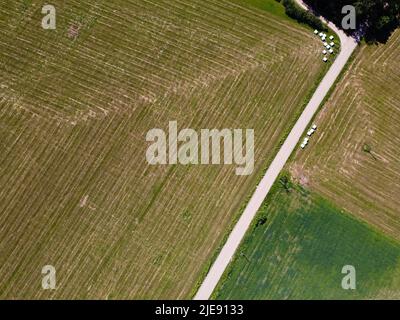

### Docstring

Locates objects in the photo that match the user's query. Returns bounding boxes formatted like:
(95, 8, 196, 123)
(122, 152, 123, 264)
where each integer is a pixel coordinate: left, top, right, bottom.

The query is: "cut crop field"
(290, 30, 400, 241)
(215, 182, 400, 299)
(0, 0, 326, 298)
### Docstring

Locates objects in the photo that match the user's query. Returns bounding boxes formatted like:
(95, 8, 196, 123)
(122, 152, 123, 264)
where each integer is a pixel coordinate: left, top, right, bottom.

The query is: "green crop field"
(289, 29, 400, 240)
(0, 0, 328, 298)
(215, 181, 400, 299)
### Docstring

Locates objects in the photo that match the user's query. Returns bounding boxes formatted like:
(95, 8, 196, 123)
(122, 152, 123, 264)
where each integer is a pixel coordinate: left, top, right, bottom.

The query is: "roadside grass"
(215, 179, 400, 299)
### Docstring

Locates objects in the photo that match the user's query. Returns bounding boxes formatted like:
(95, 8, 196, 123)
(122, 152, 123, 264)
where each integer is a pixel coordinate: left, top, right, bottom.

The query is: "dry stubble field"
(290, 29, 400, 240)
(0, 0, 325, 298)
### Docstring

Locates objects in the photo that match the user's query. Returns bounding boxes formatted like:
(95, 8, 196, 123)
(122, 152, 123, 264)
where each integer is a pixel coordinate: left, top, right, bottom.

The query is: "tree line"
(279, 0, 327, 31)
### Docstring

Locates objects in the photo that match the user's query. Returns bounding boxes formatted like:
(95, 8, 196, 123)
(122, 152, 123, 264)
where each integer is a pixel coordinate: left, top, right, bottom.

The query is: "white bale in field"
(323, 57, 328, 62)
(327, 45, 331, 49)
(330, 35, 334, 40)
(314, 30, 319, 34)
(329, 49, 334, 54)
(319, 32, 324, 37)
(312, 124, 317, 130)
(330, 42, 335, 46)
(323, 50, 327, 55)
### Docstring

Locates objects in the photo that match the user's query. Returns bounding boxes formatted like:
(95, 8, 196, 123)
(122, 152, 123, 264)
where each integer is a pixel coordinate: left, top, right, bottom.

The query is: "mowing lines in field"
(0, 0, 324, 298)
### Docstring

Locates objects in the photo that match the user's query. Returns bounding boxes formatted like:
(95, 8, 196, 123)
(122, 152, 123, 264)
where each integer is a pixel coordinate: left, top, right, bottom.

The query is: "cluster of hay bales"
(301, 124, 317, 149)
(314, 30, 336, 62)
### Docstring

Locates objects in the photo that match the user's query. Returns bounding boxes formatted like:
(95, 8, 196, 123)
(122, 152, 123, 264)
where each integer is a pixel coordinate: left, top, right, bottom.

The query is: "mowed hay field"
(290, 30, 400, 241)
(0, 0, 326, 298)
(215, 183, 400, 300)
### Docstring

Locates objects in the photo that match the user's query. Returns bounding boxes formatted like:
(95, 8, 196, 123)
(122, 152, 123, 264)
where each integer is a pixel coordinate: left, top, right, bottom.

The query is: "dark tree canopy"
(280, 0, 327, 31)
(304, 0, 400, 43)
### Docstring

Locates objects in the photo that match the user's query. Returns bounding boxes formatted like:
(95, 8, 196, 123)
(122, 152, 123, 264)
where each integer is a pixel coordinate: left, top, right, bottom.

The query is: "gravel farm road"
(194, 0, 358, 300)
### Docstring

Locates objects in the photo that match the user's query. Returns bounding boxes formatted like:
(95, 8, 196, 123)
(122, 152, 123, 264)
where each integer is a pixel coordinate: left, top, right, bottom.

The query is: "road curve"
(194, 1, 358, 300)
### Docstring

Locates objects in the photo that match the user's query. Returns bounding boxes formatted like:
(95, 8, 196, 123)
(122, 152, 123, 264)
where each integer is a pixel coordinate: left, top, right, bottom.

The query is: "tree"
(279, 175, 292, 193)
(282, 0, 326, 31)
(362, 143, 377, 160)
(256, 216, 268, 228)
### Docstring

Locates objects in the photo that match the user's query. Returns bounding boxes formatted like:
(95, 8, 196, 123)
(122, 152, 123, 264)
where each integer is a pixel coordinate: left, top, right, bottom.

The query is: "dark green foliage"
(279, 174, 292, 193)
(278, 0, 327, 30)
(255, 216, 268, 228)
(304, 0, 400, 43)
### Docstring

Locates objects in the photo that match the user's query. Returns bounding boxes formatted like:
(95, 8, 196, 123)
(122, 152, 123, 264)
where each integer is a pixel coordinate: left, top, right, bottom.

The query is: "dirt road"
(194, 1, 358, 300)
